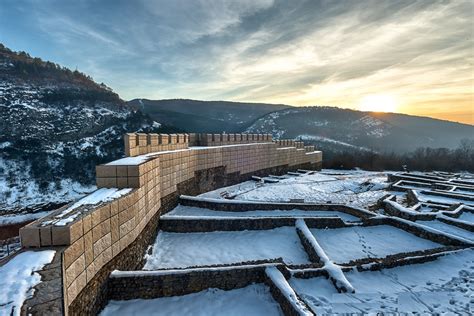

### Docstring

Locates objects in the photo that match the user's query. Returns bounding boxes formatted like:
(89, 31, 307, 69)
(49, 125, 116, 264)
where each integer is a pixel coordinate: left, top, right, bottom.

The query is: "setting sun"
(359, 95, 398, 113)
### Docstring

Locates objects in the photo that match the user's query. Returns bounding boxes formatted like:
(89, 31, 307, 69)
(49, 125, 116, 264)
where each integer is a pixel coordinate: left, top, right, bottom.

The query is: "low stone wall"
(107, 263, 274, 300)
(438, 214, 474, 232)
(178, 198, 369, 218)
(366, 216, 473, 246)
(108, 263, 313, 316)
(19, 133, 322, 315)
(383, 198, 435, 221)
(159, 217, 347, 233)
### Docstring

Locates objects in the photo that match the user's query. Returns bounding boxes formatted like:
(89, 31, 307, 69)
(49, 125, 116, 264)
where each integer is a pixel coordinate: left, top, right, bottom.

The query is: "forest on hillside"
(322, 139, 474, 173)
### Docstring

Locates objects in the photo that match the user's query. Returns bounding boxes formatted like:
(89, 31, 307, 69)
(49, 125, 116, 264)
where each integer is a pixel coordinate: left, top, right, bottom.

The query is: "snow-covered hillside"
(245, 106, 474, 153)
(0, 45, 165, 215)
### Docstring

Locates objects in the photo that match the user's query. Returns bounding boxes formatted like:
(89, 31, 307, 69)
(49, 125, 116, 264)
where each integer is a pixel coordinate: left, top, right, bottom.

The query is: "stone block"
(138, 146, 148, 155)
(51, 225, 71, 245)
(69, 220, 84, 243)
(39, 226, 52, 246)
(65, 254, 85, 288)
(129, 147, 139, 157)
(83, 214, 92, 233)
(103, 246, 112, 263)
(205, 134, 213, 145)
(91, 208, 102, 229)
(75, 270, 87, 298)
(64, 237, 85, 268)
(116, 166, 128, 177)
(137, 133, 148, 146)
(96, 177, 117, 188)
(66, 280, 78, 306)
(116, 177, 128, 188)
(20, 225, 41, 248)
(92, 224, 102, 243)
(127, 164, 146, 177)
(124, 133, 137, 157)
(148, 133, 159, 146)
(98, 205, 111, 222)
(127, 176, 143, 188)
(96, 165, 116, 178)
(169, 134, 178, 144)
(159, 134, 170, 145)
(110, 201, 119, 216)
(112, 242, 121, 257)
(84, 231, 94, 265)
(213, 134, 221, 143)
(93, 233, 111, 257)
(111, 215, 119, 243)
(86, 261, 97, 283)
(188, 133, 197, 145)
(124, 133, 137, 148)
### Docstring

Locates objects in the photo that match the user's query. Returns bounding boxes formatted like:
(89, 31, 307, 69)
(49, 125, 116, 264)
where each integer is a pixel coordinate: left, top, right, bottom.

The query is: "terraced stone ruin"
(1, 133, 473, 315)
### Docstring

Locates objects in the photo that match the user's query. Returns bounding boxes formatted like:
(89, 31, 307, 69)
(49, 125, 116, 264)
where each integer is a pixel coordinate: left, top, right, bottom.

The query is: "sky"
(0, 0, 473, 124)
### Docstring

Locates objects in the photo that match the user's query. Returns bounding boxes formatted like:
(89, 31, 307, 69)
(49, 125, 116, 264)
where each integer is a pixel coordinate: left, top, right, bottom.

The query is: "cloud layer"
(1, 0, 472, 124)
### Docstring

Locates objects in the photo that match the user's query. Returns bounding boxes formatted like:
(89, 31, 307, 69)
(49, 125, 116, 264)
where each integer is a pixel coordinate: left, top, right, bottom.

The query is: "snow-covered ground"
(7, 169, 470, 315)
(100, 284, 283, 316)
(143, 227, 310, 269)
(164, 205, 361, 222)
(199, 170, 390, 208)
(291, 249, 473, 314)
(310, 225, 442, 264)
(0, 250, 56, 316)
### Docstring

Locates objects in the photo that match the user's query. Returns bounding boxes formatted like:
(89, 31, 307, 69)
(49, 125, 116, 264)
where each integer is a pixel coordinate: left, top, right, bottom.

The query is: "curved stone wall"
(19, 133, 322, 315)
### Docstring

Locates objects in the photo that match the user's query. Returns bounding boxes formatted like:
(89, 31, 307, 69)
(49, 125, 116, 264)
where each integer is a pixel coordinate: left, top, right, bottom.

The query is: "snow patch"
(0, 250, 56, 316)
(143, 227, 310, 270)
(100, 284, 283, 316)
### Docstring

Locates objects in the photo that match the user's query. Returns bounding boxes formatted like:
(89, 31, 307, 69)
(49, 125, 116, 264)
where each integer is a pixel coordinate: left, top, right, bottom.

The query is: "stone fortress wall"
(19, 132, 323, 315)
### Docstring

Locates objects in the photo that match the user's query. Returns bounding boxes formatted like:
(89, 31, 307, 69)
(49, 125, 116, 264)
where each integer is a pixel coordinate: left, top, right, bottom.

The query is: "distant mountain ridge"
(129, 98, 290, 133)
(129, 99, 473, 153)
(246, 106, 474, 153)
